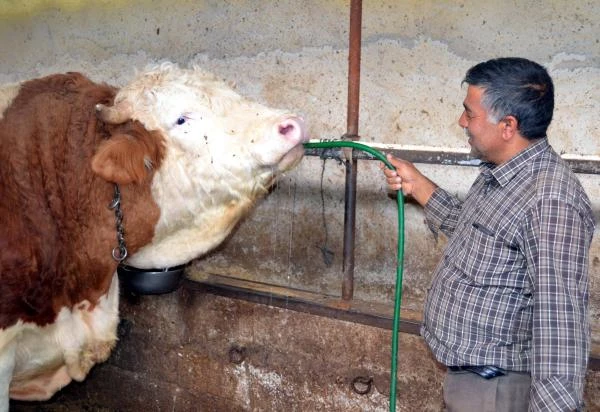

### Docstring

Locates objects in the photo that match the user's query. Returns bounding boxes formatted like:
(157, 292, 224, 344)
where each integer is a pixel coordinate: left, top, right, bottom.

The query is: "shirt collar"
(479, 139, 549, 187)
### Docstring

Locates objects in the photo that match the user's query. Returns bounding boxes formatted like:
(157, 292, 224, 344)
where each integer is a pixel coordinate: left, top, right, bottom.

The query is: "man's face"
(458, 85, 504, 164)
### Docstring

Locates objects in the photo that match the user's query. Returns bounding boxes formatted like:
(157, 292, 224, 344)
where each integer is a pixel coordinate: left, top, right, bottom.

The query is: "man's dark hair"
(463, 57, 554, 140)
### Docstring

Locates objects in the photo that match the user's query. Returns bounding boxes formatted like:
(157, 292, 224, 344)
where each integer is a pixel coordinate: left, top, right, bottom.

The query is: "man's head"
(459, 57, 554, 164)
(463, 57, 554, 140)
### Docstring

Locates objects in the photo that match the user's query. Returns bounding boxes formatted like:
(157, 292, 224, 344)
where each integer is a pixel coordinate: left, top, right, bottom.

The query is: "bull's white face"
(154, 78, 305, 177)
(113, 63, 308, 268)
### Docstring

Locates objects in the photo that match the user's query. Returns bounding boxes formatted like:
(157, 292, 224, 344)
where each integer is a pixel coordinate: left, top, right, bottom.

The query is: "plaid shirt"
(421, 139, 595, 411)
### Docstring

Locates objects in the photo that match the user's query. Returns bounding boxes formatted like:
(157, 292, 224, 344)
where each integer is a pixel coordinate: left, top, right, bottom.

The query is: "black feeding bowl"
(117, 264, 185, 295)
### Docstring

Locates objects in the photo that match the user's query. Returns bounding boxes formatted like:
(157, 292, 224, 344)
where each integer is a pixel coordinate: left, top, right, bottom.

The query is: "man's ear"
(500, 115, 519, 141)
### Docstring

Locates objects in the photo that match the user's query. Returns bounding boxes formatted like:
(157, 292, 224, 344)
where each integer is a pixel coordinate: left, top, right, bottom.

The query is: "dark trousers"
(443, 369, 531, 412)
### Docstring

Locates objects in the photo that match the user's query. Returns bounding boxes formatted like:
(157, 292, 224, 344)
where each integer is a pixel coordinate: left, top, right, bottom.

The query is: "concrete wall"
(2, 1, 599, 410)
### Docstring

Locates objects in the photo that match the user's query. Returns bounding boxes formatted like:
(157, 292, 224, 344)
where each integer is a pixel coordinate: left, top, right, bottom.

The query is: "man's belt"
(447, 365, 506, 379)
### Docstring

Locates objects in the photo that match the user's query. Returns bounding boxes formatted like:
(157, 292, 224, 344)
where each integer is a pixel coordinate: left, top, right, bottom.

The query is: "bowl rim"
(117, 263, 186, 274)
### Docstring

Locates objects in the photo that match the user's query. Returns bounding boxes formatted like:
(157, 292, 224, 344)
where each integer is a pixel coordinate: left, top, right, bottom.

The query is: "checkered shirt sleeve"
(525, 197, 591, 411)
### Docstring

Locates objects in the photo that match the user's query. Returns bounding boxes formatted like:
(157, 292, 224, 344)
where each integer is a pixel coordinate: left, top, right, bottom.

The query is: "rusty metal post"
(341, 0, 362, 301)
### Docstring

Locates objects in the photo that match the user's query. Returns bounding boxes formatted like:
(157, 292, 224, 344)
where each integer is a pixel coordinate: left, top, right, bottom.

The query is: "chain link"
(108, 184, 128, 262)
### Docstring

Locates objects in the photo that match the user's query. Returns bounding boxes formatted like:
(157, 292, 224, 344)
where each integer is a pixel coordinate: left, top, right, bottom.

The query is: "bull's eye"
(176, 117, 186, 125)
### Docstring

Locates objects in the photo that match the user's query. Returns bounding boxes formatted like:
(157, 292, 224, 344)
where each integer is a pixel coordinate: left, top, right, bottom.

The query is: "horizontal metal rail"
(185, 276, 421, 334)
(305, 146, 600, 174)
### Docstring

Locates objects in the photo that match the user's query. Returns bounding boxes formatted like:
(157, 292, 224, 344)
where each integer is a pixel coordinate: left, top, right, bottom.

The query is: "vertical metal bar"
(347, 0, 362, 136)
(341, 0, 362, 301)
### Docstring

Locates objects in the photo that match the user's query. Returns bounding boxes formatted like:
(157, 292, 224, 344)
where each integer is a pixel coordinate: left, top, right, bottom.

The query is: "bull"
(0, 63, 308, 409)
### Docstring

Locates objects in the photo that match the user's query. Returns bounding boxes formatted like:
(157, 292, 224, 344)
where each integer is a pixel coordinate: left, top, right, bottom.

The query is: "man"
(382, 57, 595, 411)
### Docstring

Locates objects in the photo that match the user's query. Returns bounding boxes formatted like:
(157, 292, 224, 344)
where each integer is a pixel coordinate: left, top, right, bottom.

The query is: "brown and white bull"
(0, 63, 308, 409)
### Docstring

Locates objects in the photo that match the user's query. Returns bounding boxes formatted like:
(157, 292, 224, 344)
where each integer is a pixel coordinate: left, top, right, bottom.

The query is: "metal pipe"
(341, 0, 362, 301)
(347, 0, 362, 136)
(304, 146, 600, 174)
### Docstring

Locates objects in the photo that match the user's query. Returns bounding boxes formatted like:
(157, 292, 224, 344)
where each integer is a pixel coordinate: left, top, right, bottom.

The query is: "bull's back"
(0, 73, 117, 328)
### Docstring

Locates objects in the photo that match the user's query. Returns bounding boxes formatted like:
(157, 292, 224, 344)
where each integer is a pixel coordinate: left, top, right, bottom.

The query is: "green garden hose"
(303, 140, 405, 412)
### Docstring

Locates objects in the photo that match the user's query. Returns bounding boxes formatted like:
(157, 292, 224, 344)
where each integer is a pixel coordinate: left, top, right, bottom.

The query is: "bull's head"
(92, 63, 309, 269)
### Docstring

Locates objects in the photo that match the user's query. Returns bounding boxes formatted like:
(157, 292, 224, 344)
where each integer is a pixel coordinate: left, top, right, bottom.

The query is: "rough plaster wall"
(1, 0, 599, 409)
(1, 1, 598, 154)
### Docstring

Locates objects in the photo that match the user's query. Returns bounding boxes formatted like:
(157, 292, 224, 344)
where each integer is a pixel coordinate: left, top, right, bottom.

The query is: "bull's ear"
(91, 134, 152, 184)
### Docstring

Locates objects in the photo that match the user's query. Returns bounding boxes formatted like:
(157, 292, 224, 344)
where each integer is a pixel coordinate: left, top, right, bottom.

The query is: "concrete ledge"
(186, 276, 600, 371)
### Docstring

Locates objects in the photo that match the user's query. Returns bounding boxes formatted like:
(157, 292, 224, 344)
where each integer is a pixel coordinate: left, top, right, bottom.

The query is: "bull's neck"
(112, 181, 161, 260)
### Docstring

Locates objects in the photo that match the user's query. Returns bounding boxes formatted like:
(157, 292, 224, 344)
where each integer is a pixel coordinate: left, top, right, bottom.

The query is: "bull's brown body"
(0, 73, 160, 329)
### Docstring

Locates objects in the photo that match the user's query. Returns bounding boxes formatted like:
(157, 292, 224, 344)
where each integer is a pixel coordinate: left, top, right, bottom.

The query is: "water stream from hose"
(303, 141, 404, 412)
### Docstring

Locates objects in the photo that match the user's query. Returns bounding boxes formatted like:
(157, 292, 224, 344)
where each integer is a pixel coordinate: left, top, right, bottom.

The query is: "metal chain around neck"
(108, 184, 128, 262)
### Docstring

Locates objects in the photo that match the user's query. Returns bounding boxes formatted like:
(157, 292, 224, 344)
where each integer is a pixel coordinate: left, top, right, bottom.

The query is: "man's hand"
(380, 154, 438, 206)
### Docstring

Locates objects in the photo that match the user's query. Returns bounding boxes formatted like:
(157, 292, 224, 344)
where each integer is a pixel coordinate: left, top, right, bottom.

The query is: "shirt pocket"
(450, 221, 527, 288)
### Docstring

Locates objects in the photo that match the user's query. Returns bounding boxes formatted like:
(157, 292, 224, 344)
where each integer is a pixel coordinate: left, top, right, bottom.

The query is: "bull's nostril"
(279, 123, 295, 136)
(276, 116, 306, 143)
